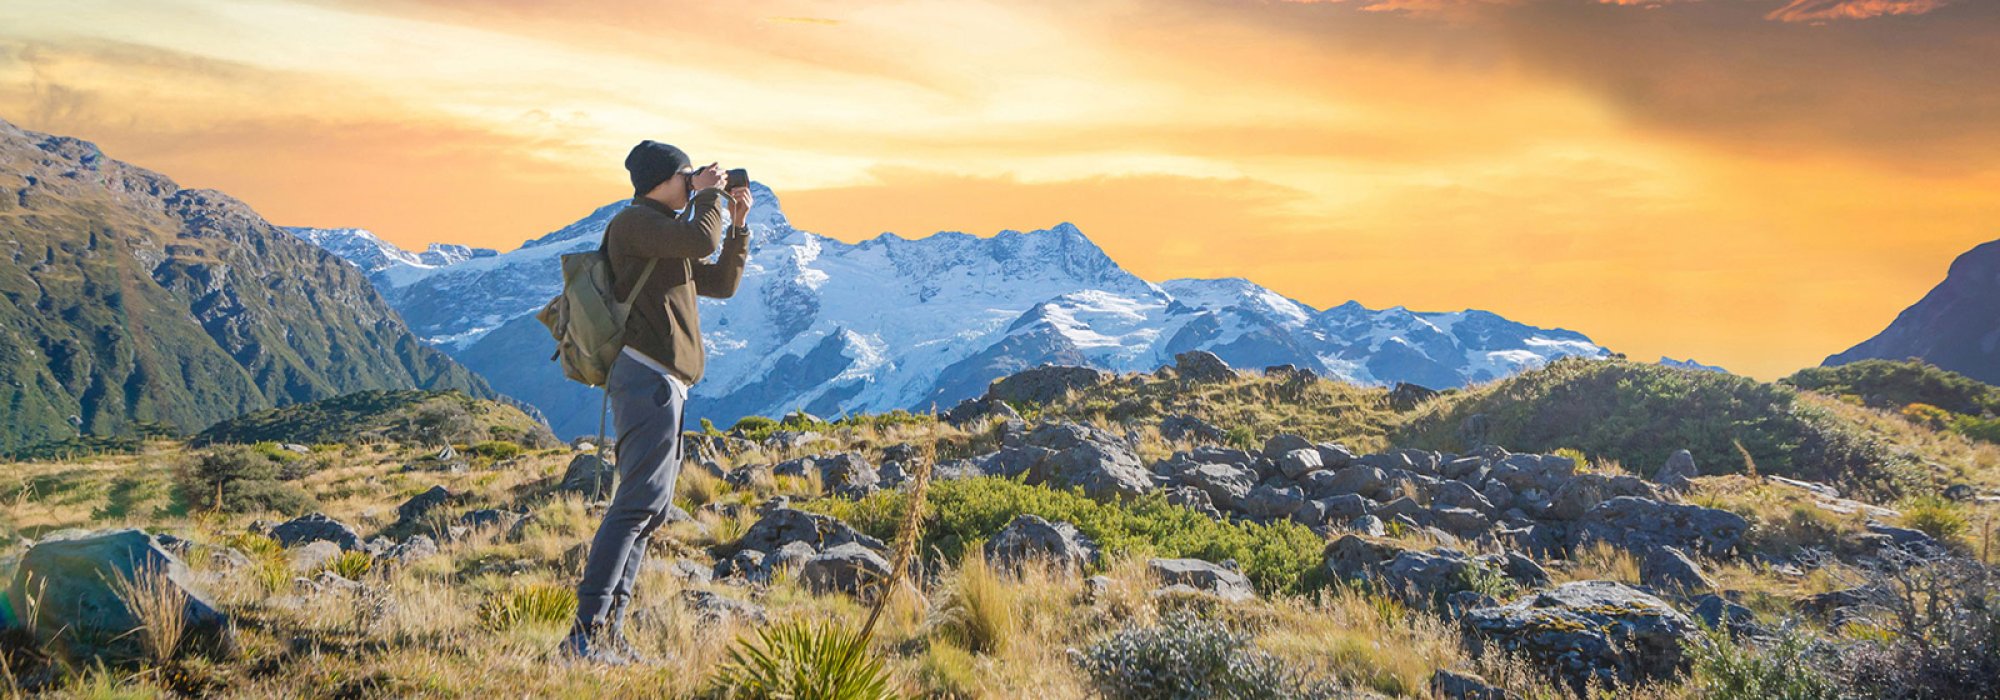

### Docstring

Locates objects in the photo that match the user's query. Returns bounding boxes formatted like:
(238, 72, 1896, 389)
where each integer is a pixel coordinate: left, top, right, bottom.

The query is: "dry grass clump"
(109, 565, 192, 666)
(1555, 540, 1641, 586)
(931, 551, 1019, 656)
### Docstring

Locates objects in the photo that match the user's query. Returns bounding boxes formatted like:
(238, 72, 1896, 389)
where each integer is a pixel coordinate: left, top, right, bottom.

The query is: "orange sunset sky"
(3, 0, 1997, 380)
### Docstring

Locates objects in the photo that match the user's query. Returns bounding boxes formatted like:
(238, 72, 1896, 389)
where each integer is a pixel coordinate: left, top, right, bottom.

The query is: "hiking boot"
(605, 594, 651, 664)
(558, 619, 631, 666)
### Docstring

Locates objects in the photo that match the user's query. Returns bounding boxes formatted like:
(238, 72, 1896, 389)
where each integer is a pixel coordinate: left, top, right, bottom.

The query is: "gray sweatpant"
(575, 351, 688, 624)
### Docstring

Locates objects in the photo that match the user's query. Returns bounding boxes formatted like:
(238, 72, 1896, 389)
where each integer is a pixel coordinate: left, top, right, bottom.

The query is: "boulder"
(1163, 486, 1223, 519)
(1691, 594, 1759, 638)
(1314, 443, 1357, 470)
(1172, 350, 1239, 382)
(558, 453, 617, 500)
(1570, 497, 1749, 558)
(986, 365, 1111, 405)
(1319, 493, 1376, 521)
(1432, 670, 1512, 700)
(765, 541, 817, 575)
(381, 535, 439, 566)
(1319, 466, 1389, 500)
(1021, 424, 1156, 499)
(1639, 546, 1713, 593)
(1434, 481, 1496, 516)
(1461, 581, 1697, 690)
(271, 513, 363, 551)
(682, 589, 768, 623)
(1261, 434, 1315, 461)
(773, 452, 880, 497)
(1350, 515, 1387, 537)
(1432, 507, 1493, 538)
(801, 542, 893, 596)
(5, 529, 231, 657)
(1388, 382, 1439, 410)
(1241, 483, 1307, 518)
(733, 508, 885, 557)
(1158, 414, 1227, 442)
(1148, 558, 1254, 602)
(1653, 449, 1698, 491)
(941, 396, 1021, 426)
(462, 508, 527, 533)
(290, 541, 342, 573)
(984, 515, 1098, 574)
(1322, 534, 1406, 582)
(395, 485, 454, 524)
(1274, 448, 1324, 480)
(976, 445, 1053, 480)
(1545, 475, 1660, 521)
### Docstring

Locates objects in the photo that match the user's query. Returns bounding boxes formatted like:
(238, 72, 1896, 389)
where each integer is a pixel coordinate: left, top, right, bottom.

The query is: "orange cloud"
(1766, 0, 1952, 21)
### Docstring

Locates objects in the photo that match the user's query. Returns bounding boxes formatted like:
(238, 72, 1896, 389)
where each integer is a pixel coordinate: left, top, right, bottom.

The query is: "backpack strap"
(621, 259, 658, 311)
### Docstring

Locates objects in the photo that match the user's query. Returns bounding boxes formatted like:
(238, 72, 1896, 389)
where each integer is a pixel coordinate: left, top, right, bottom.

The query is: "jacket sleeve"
(611, 187, 729, 259)
(692, 225, 751, 299)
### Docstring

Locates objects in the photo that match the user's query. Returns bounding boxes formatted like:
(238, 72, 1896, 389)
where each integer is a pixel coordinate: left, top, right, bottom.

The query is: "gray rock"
(1319, 493, 1376, 521)
(977, 445, 1053, 480)
(461, 508, 526, 533)
(1432, 507, 1493, 537)
(1261, 434, 1315, 461)
(941, 396, 1022, 426)
(290, 540, 342, 573)
(1242, 484, 1307, 518)
(1350, 515, 1387, 537)
(1315, 443, 1357, 470)
(1432, 670, 1512, 700)
(1639, 546, 1713, 593)
(1159, 414, 1227, 442)
(1461, 580, 1696, 690)
(1173, 350, 1239, 382)
(1692, 594, 1758, 637)
(1864, 523, 1946, 558)
(396, 485, 454, 524)
(985, 365, 1111, 405)
(1320, 466, 1389, 499)
(1571, 497, 1749, 558)
(558, 453, 616, 500)
(682, 589, 767, 623)
(1274, 448, 1324, 480)
(5, 529, 232, 656)
(1148, 558, 1254, 602)
(765, 541, 818, 575)
(1479, 481, 1516, 513)
(1654, 449, 1698, 491)
(985, 515, 1098, 574)
(1178, 463, 1258, 511)
(1322, 534, 1406, 582)
(381, 535, 439, 566)
(1163, 486, 1223, 519)
(271, 513, 363, 551)
(1546, 474, 1661, 521)
(801, 542, 893, 596)
(733, 507, 886, 556)
(1434, 481, 1496, 515)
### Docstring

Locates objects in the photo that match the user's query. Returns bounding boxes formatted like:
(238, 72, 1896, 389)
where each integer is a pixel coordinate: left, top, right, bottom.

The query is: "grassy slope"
(192, 389, 555, 448)
(3, 361, 1998, 697)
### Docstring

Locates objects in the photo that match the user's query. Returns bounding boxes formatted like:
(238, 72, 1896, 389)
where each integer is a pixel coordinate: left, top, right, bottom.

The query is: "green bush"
(707, 619, 897, 700)
(1075, 611, 1330, 700)
(1685, 624, 1839, 700)
(468, 440, 524, 461)
(173, 445, 314, 515)
(1952, 414, 2000, 444)
(730, 415, 780, 439)
(810, 476, 1326, 594)
(1785, 360, 2000, 417)
(1900, 495, 1969, 542)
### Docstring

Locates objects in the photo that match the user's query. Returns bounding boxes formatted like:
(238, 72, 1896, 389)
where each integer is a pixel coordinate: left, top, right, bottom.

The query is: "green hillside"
(0, 119, 495, 455)
(192, 389, 556, 448)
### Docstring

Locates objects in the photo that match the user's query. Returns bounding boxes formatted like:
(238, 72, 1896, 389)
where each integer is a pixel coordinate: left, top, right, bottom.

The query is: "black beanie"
(625, 140, 692, 197)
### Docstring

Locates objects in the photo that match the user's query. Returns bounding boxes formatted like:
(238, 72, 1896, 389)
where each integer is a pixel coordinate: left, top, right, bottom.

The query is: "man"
(562, 140, 752, 664)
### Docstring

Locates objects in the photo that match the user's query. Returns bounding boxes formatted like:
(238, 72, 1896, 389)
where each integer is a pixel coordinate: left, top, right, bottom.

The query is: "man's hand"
(728, 186, 754, 227)
(690, 162, 723, 190)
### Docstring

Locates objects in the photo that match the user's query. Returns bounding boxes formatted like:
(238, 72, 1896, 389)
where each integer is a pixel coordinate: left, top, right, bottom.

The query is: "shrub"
(1074, 611, 1328, 700)
(409, 399, 479, 445)
(707, 619, 897, 700)
(1785, 360, 2000, 416)
(1685, 624, 1839, 700)
(477, 583, 577, 631)
(174, 445, 314, 515)
(730, 415, 780, 440)
(1833, 557, 2000, 699)
(1900, 403, 1953, 430)
(467, 440, 523, 461)
(811, 476, 1326, 594)
(1899, 495, 1969, 543)
(1953, 414, 2000, 444)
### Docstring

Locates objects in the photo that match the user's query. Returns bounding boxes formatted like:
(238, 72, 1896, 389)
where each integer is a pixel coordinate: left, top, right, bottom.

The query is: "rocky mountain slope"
(303, 184, 1609, 437)
(0, 119, 496, 454)
(1826, 237, 2000, 386)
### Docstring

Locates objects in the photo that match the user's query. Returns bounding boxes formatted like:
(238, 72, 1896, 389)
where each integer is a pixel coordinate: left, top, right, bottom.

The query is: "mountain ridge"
(0, 118, 498, 453)
(1825, 237, 2000, 386)
(295, 183, 1612, 437)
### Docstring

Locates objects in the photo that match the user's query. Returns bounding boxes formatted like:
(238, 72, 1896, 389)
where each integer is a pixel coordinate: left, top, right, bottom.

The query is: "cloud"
(1766, 0, 1952, 22)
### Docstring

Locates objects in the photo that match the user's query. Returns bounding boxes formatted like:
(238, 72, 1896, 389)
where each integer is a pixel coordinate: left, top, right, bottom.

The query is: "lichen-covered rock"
(1461, 580, 1697, 691)
(1570, 497, 1748, 557)
(801, 542, 893, 596)
(1149, 557, 1255, 601)
(6, 529, 232, 657)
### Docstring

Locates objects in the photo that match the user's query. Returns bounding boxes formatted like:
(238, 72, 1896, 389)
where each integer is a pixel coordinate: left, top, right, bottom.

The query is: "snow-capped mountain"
(301, 183, 1612, 437)
(286, 226, 497, 289)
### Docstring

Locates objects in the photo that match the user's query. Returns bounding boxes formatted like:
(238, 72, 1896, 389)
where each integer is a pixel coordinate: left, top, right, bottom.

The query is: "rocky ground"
(4, 354, 1999, 698)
